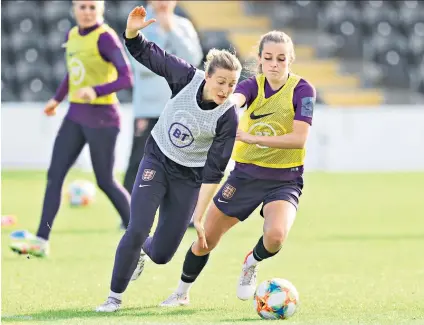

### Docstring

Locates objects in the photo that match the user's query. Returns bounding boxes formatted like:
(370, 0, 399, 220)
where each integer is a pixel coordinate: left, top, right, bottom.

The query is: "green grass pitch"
(2, 170, 424, 325)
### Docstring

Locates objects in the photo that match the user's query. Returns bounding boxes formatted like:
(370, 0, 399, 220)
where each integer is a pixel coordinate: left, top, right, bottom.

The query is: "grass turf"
(2, 170, 424, 325)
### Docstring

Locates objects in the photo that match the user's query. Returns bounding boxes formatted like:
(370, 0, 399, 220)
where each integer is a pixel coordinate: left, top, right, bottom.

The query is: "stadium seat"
(410, 65, 424, 95)
(360, 1, 399, 38)
(3, 1, 41, 31)
(179, 1, 270, 31)
(271, 0, 320, 30)
(1, 33, 13, 64)
(1, 80, 19, 102)
(9, 31, 47, 59)
(19, 77, 53, 102)
(41, 1, 72, 27)
(365, 34, 410, 88)
(407, 34, 424, 67)
(317, 4, 363, 58)
(200, 31, 236, 53)
(45, 30, 67, 60)
(104, 1, 117, 25)
(396, 0, 424, 10)
(116, 1, 142, 24)
(51, 60, 68, 88)
(398, 6, 424, 37)
(1, 61, 17, 89)
(15, 58, 52, 86)
(321, 89, 384, 106)
(4, 16, 43, 39)
(364, 33, 408, 66)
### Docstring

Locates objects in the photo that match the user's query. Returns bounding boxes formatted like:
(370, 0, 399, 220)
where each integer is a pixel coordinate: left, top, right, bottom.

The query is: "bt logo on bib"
(168, 122, 194, 148)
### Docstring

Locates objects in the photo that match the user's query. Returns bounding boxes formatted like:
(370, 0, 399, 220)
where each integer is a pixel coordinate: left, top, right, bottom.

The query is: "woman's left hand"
(75, 87, 97, 102)
(236, 129, 257, 144)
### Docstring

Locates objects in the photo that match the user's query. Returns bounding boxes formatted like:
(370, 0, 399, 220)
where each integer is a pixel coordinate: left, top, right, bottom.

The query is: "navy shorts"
(213, 169, 304, 221)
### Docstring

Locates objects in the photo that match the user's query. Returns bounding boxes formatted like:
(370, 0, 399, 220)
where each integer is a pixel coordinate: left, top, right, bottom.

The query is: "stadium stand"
(2, 0, 424, 105)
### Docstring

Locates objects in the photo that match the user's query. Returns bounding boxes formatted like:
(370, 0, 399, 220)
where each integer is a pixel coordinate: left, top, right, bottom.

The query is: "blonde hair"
(72, 0, 105, 19)
(204, 48, 242, 76)
(246, 30, 295, 75)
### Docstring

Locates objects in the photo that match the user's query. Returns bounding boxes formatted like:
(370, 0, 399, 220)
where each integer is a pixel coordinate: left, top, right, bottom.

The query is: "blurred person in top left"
(9, 0, 133, 258)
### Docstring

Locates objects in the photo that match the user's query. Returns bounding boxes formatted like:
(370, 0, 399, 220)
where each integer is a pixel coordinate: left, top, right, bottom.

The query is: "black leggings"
(123, 117, 158, 194)
(36, 118, 130, 240)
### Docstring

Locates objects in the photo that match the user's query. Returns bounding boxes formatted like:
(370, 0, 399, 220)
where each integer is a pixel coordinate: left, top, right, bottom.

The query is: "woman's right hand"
(194, 219, 208, 250)
(126, 6, 156, 37)
(44, 98, 59, 116)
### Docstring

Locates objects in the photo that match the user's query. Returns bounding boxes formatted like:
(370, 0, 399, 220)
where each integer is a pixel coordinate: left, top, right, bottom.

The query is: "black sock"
(252, 236, 279, 262)
(181, 246, 210, 283)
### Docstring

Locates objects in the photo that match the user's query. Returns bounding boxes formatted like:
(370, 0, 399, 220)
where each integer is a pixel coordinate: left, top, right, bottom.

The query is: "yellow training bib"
(232, 74, 305, 168)
(65, 24, 118, 105)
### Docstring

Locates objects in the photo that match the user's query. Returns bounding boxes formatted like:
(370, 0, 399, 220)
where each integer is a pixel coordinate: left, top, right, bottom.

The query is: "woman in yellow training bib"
(9, 0, 133, 258)
(160, 30, 316, 307)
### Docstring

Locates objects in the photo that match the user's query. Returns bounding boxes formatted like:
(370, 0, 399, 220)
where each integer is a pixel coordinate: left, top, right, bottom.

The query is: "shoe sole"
(159, 302, 189, 307)
(9, 246, 47, 258)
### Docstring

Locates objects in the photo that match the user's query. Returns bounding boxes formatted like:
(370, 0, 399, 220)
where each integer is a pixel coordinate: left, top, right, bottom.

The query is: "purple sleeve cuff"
(202, 107, 238, 183)
(93, 31, 133, 97)
(293, 79, 316, 126)
(234, 76, 258, 107)
(53, 74, 69, 102)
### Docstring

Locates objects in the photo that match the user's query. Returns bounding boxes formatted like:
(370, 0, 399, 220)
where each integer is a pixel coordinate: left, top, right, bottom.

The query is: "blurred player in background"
(122, 0, 203, 196)
(96, 6, 241, 312)
(9, 0, 133, 257)
(160, 30, 316, 307)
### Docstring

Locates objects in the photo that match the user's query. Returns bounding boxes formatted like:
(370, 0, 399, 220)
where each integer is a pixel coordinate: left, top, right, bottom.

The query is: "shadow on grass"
(218, 317, 262, 323)
(2, 306, 204, 323)
(2, 306, 262, 323)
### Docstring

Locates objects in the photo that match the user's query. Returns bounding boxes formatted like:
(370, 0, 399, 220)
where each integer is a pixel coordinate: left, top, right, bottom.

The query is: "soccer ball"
(67, 180, 96, 206)
(253, 278, 299, 320)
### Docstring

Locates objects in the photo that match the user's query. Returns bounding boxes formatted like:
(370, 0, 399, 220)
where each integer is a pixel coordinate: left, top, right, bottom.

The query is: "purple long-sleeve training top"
(124, 32, 238, 184)
(54, 23, 133, 128)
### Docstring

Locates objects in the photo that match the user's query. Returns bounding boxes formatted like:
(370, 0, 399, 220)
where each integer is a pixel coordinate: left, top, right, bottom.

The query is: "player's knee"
(264, 228, 288, 248)
(125, 228, 147, 247)
(96, 178, 114, 192)
(149, 251, 173, 265)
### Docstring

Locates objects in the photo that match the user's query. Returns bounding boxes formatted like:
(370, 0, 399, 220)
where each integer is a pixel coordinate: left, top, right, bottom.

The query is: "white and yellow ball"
(67, 180, 96, 206)
(253, 278, 299, 320)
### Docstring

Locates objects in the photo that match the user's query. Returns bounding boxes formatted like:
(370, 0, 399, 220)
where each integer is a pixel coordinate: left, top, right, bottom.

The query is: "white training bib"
(151, 69, 234, 167)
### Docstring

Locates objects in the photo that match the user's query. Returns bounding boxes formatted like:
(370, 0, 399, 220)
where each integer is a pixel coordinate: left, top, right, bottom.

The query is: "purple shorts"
(213, 169, 304, 221)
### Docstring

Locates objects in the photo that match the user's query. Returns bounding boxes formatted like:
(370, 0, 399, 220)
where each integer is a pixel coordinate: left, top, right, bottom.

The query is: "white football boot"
(95, 297, 121, 312)
(9, 230, 49, 257)
(237, 251, 259, 300)
(130, 248, 147, 281)
(159, 292, 190, 307)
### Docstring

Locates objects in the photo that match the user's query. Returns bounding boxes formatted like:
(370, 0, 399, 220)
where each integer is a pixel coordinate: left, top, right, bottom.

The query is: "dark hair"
(204, 48, 242, 75)
(245, 30, 295, 75)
